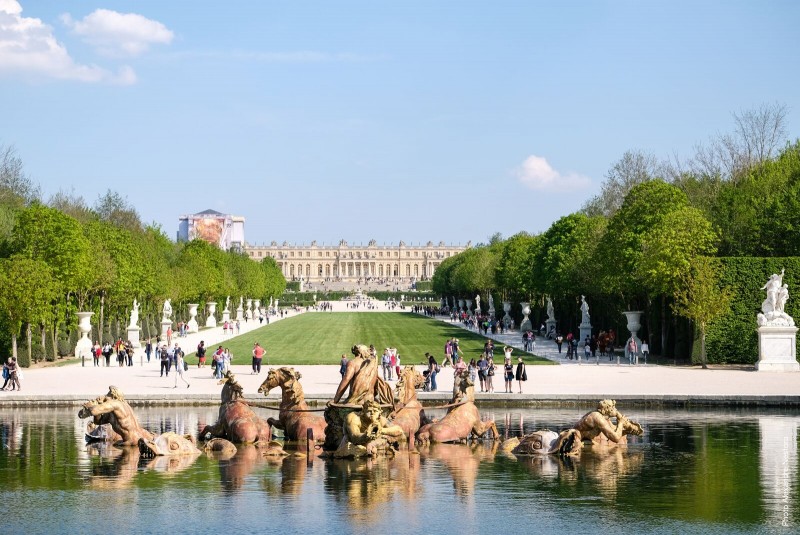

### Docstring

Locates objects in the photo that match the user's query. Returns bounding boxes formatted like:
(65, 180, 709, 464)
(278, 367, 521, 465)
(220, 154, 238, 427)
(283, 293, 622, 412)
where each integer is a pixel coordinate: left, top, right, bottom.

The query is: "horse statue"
(200, 371, 273, 445)
(391, 365, 428, 440)
(78, 386, 154, 446)
(416, 369, 498, 444)
(257, 367, 326, 442)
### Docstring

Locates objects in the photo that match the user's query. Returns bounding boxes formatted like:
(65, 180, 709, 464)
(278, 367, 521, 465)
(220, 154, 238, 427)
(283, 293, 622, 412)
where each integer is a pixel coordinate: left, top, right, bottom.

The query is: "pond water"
(1, 405, 798, 535)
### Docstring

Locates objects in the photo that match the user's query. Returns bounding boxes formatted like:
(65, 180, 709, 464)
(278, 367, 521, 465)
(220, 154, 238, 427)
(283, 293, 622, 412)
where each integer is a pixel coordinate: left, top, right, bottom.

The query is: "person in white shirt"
(640, 341, 649, 365)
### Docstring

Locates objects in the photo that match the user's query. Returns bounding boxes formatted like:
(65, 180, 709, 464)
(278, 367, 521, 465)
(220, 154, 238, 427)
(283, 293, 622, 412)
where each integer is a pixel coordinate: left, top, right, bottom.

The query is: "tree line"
(433, 103, 799, 365)
(0, 153, 285, 366)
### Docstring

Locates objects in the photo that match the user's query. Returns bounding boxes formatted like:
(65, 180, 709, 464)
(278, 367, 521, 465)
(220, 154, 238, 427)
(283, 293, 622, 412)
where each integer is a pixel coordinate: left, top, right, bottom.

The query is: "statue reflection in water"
(419, 442, 498, 498)
(321, 453, 422, 527)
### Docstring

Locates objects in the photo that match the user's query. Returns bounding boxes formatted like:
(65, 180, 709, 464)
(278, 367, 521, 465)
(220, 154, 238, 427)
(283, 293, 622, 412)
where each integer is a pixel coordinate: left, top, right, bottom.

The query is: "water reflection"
(759, 416, 798, 529)
(0, 406, 797, 534)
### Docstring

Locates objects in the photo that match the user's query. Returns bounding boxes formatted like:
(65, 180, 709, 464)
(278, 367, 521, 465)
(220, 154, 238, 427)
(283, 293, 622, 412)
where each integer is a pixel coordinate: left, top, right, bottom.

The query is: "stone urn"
(623, 310, 643, 355)
(458, 299, 465, 313)
(465, 299, 473, 315)
(519, 302, 532, 332)
(502, 301, 512, 327)
(254, 299, 261, 311)
(187, 304, 199, 333)
(75, 311, 94, 360)
(246, 299, 253, 320)
(206, 302, 218, 328)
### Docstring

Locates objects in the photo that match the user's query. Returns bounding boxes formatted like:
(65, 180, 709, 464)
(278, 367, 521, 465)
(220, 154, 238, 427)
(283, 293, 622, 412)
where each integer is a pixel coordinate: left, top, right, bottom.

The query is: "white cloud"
(61, 8, 173, 57)
(515, 155, 591, 191)
(0, 1, 134, 84)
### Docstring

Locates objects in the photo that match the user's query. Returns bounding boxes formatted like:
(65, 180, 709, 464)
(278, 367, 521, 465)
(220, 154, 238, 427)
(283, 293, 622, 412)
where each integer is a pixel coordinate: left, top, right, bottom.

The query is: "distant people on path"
(339, 354, 348, 378)
(641, 341, 649, 365)
(93, 341, 101, 367)
(102, 342, 113, 367)
(515, 357, 527, 393)
(468, 358, 477, 384)
(382, 349, 392, 381)
(145, 339, 153, 363)
(626, 336, 638, 365)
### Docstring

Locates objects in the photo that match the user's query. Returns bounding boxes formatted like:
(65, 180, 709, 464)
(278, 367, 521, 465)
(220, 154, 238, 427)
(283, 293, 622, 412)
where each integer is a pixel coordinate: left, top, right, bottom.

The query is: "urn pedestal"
(161, 319, 172, 340)
(756, 326, 799, 371)
(205, 302, 217, 328)
(187, 304, 199, 333)
(246, 299, 253, 320)
(222, 309, 231, 323)
(236, 307, 244, 321)
(502, 302, 512, 327)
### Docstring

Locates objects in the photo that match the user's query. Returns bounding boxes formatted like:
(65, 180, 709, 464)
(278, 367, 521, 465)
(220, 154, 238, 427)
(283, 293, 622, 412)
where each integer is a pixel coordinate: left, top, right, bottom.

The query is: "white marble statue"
(546, 297, 555, 322)
(488, 294, 494, 310)
(758, 269, 795, 326)
(129, 298, 139, 328)
(225, 295, 231, 311)
(475, 294, 481, 312)
(162, 299, 172, 322)
(580, 295, 590, 325)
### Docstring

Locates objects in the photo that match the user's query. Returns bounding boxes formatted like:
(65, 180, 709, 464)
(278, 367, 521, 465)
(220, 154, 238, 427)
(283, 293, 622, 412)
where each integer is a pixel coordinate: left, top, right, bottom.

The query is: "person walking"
(485, 356, 496, 393)
(1, 358, 12, 390)
(145, 339, 153, 364)
(252, 342, 265, 374)
(5, 357, 20, 391)
(93, 341, 101, 367)
(197, 341, 206, 368)
(503, 356, 514, 393)
(641, 341, 649, 365)
(159, 345, 170, 377)
(515, 357, 527, 394)
(427, 352, 439, 392)
(477, 353, 488, 392)
(443, 339, 453, 367)
(468, 358, 477, 384)
(339, 354, 348, 378)
(174, 350, 190, 389)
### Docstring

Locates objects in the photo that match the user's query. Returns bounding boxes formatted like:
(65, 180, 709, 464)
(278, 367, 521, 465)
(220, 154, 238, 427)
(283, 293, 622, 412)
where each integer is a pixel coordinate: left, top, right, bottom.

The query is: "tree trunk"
(700, 323, 708, 370)
(661, 295, 667, 358)
(40, 323, 46, 358)
(26, 322, 32, 363)
(99, 293, 105, 344)
(11, 333, 17, 361)
(51, 324, 58, 360)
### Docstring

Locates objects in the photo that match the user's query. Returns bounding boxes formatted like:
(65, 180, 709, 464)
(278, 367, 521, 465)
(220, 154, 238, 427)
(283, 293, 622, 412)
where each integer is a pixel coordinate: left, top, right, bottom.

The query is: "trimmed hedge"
(705, 257, 800, 364)
(414, 281, 432, 292)
(285, 281, 301, 292)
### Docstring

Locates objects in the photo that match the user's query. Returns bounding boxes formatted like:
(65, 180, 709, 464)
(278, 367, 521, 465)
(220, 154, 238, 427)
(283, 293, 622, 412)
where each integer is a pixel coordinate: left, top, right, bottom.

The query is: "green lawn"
(187, 312, 553, 366)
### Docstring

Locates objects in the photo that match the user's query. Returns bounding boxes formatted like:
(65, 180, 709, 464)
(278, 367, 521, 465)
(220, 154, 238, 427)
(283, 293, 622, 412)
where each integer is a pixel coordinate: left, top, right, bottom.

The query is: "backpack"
(435, 364, 441, 373)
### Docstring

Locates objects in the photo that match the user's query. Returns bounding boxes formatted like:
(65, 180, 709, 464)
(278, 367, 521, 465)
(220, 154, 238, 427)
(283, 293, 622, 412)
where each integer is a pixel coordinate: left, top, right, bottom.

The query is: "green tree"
(0, 257, 56, 364)
(451, 247, 498, 299)
(599, 180, 689, 304)
(432, 254, 459, 297)
(495, 232, 539, 300)
(672, 256, 732, 369)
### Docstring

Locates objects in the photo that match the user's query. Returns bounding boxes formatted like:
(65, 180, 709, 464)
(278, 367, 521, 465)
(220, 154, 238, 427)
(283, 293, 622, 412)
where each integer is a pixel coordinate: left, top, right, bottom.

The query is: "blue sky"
(2, 0, 799, 246)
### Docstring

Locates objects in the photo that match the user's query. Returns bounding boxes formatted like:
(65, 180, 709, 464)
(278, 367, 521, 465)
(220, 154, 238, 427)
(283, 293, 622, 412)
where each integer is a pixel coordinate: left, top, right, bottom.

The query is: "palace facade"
(243, 239, 470, 282)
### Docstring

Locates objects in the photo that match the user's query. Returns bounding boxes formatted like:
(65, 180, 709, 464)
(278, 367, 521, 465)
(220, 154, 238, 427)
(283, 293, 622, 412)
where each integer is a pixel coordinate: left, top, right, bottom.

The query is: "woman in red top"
(252, 342, 265, 374)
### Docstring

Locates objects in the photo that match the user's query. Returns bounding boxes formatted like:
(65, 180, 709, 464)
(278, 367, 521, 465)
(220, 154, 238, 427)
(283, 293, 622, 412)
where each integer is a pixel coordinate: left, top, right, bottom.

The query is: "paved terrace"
(1, 303, 799, 406)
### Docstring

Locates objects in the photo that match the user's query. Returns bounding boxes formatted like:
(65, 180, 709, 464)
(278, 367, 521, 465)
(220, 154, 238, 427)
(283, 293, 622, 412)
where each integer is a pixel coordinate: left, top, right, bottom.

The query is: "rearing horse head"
(258, 367, 302, 399)
(78, 386, 125, 419)
(395, 366, 424, 403)
(219, 371, 244, 402)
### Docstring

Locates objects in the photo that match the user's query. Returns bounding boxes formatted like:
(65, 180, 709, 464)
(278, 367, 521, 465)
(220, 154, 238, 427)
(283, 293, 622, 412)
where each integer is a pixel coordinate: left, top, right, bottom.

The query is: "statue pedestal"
(756, 325, 799, 372)
(546, 319, 557, 337)
(161, 320, 172, 340)
(222, 310, 231, 323)
(236, 307, 244, 321)
(579, 323, 593, 344)
(127, 326, 141, 348)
